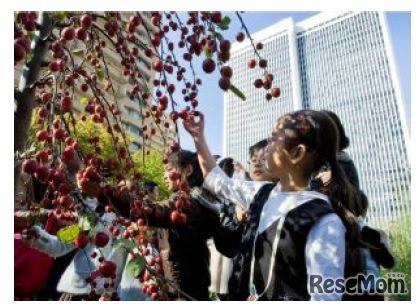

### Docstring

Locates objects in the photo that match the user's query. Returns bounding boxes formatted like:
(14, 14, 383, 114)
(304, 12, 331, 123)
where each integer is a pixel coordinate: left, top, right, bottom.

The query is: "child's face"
(163, 162, 180, 192)
(249, 148, 270, 182)
(148, 186, 160, 201)
(265, 121, 291, 178)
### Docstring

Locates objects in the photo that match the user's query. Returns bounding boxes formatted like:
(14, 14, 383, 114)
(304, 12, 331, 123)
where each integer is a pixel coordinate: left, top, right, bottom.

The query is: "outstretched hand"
(183, 112, 205, 139)
(21, 227, 39, 246)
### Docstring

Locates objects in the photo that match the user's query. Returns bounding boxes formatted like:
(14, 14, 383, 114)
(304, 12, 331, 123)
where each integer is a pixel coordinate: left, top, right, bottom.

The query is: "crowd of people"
(14, 109, 395, 301)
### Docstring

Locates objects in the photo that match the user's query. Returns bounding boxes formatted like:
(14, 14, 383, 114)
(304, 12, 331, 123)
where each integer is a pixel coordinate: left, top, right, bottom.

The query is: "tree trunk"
(14, 12, 53, 197)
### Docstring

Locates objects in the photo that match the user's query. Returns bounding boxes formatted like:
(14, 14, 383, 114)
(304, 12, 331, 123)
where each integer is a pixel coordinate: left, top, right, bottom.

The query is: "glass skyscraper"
(224, 12, 410, 230)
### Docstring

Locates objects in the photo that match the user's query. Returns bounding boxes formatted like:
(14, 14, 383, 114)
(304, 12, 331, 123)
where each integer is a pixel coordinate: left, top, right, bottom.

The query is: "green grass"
(381, 216, 411, 301)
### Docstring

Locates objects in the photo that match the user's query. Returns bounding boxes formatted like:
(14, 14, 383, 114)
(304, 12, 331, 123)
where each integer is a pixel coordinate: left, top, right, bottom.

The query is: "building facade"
(225, 12, 411, 229)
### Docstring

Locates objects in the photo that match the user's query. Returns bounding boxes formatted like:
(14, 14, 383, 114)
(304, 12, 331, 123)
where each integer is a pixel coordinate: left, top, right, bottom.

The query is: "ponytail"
(322, 159, 360, 246)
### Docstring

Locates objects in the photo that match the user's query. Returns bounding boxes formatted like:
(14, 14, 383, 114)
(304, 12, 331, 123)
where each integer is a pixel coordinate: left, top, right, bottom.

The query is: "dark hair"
(219, 157, 235, 178)
(143, 180, 158, 194)
(321, 110, 350, 150)
(277, 110, 360, 244)
(248, 139, 269, 158)
(168, 150, 204, 188)
(358, 190, 369, 218)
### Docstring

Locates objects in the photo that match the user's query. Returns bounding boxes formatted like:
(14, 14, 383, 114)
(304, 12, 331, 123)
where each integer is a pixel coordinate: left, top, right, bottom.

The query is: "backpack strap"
(228, 183, 277, 300)
(248, 183, 277, 223)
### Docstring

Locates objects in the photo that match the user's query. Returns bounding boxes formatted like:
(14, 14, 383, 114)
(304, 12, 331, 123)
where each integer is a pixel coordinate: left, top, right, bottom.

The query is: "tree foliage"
(132, 149, 170, 199)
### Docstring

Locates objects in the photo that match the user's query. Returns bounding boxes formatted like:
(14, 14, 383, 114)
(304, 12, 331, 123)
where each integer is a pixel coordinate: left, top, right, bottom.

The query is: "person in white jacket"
(183, 110, 362, 301)
(24, 180, 117, 300)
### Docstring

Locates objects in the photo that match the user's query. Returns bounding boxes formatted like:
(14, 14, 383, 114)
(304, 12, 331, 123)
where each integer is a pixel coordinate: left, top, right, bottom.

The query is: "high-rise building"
(225, 11, 411, 229)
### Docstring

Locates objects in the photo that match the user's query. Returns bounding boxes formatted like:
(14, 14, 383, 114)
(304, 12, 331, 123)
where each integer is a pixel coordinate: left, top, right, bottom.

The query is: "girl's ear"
(287, 144, 307, 165)
(184, 164, 193, 178)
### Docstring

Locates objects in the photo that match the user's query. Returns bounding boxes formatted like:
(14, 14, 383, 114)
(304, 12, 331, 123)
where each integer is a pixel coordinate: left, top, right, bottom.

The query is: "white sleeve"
(203, 165, 267, 210)
(305, 213, 346, 301)
(31, 225, 76, 258)
(107, 245, 129, 292)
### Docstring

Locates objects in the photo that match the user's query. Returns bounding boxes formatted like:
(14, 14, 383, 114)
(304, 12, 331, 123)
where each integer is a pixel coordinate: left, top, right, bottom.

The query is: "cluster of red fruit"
(169, 194, 191, 225)
(201, 38, 233, 91)
(14, 12, 37, 64)
(77, 165, 103, 188)
(241, 43, 281, 100)
(22, 159, 69, 190)
(75, 231, 110, 249)
(84, 259, 117, 294)
(139, 251, 167, 300)
(83, 97, 116, 124)
(76, 231, 118, 293)
(15, 11, 285, 300)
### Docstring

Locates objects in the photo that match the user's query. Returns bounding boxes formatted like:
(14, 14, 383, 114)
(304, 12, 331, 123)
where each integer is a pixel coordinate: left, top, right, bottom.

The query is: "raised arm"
(183, 113, 266, 210)
(183, 112, 216, 178)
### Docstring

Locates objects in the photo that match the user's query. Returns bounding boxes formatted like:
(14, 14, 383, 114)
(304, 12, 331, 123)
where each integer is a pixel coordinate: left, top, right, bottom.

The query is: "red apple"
(236, 32, 245, 42)
(75, 27, 87, 41)
(218, 77, 231, 91)
(80, 14, 93, 28)
(99, 260, 117, 278)
(247, 59, 256, 69)
(61, 27, 75, 41)
(22, 159, 38, 174)
(75, 233, 89, 249)
(202, 58, 216, 74)
(271, 87, 281, 98)
(93, 231, 110, 248)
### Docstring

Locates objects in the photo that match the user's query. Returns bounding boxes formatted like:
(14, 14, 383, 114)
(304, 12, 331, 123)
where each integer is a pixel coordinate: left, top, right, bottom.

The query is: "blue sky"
(168, 12, 411, 156)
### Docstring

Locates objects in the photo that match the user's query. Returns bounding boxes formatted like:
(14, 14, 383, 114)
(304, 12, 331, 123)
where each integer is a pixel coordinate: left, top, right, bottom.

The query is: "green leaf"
(204, 48, 212, 59)
(96, 68, 105, 82)
(146, 230, 156, 237)
(80, 97, 90, 105)
(25, 51, 34, 62)
(57, 224, 80, 243)
(209, 292, 220, 301)
(72, 48, 84, 56)
(113, 238, 137, 250)
(54, 11, 68, 22)
(79, 212, 97, 231)
(156, 278, 165, 288)
(215, 32, 224, 41)
(79, 216, 91, 231)
(126, 257, 146, 277)
(229, 84, 246, 101)
(219, 16, 231, 30)
(27, 32, 36, 40)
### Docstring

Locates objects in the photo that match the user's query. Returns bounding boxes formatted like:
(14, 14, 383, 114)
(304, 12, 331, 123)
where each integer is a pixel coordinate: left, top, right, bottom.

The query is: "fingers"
(21, 227, 39, 246)
(182, 111, 205, 134)
(196, 111, 204, 123)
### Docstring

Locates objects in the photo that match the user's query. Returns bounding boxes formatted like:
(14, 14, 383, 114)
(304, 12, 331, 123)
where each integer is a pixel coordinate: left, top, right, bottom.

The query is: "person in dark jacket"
(140, 150, 220, 301)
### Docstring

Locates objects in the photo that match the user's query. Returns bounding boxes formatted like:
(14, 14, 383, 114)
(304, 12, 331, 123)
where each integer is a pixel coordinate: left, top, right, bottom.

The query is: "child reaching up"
(184, 110, 360, 301)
